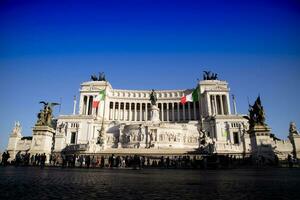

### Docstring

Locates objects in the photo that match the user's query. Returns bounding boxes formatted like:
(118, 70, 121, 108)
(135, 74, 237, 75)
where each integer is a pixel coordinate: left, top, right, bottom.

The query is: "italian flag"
(92, 90, 105, 108)
(181, 87, 199, 105)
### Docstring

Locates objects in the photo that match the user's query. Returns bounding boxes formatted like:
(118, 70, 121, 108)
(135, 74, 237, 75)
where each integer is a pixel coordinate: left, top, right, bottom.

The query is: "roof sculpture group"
(91, 72, 106, 81)
(91, 71, 218, 82)
(203, 71, 218, 80)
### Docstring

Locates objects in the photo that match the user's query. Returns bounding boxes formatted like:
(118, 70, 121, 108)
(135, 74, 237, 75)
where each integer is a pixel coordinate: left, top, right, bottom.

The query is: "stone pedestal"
(150, 105, 160, 124)
(7, 134, 22, 161)
(30, 126, 55, 163)
(54, 134, 66, 152)
(117, 142, 122, 149)
(289, 134, 300, 159)
(249, 124, 275, 162)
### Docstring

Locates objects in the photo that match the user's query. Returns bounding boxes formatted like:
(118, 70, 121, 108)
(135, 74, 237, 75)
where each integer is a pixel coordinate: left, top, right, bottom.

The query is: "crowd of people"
(53, 154, 203, 169)
(1, 151, 47, 168)
(1, 151, 10, 166)
(1, 151, 298, 169)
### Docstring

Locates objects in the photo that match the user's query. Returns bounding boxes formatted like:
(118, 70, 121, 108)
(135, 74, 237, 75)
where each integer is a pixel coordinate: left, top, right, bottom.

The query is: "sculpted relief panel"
(106, 123, 201, 149)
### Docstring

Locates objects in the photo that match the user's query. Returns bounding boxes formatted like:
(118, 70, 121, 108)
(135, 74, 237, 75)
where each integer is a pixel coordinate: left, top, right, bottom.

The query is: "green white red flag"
(181, 87, 199, 105)
(93, 90, 105, 108)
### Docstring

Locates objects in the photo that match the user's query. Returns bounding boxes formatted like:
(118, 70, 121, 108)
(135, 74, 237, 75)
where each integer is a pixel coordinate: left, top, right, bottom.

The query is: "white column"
(227, 94, 232, 115)
(161, 103, 164, 121)
(166, 103, 169, 121)
(118, 102, 121, 120)
(230, 129, 234, 144)
(214, 95, 218, 115)
(232, 95, 237, 115)
(122, 102, 125, 121)
(112, 102, 115, 120)
(172, 103, 175, 122)
(123, 102, 127, 121)
(139, 103, 141, 121)
(207, 95, 211, 116)
(129, 102, 132, 121)
(125, 103, 128, 121)
(134, 103, 137, 121)
(145, 103, 148, 121)
(84, 96, 87, 115)
(220, 95, 224, 115)
(92, 96, 96, 116)
(140, 103, 142, 121)
(79, 95, 83, 115)
(85, 96, 90, 115)
(136, 103, 143, 121)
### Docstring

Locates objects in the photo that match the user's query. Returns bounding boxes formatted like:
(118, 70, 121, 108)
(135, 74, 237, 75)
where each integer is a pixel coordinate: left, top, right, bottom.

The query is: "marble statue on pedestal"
(244, 96, 266, 129)
(289, 122, 299, 135)
(149, 89, 160, 123)
(11, 121, 22, 136)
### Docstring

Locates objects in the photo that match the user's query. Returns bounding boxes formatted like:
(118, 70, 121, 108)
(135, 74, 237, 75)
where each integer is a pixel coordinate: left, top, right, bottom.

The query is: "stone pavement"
(0, 166, 300, 200)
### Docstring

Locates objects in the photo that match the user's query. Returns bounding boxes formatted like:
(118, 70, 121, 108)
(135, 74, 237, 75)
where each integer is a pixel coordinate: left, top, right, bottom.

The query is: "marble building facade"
(7, 75, 300, 161)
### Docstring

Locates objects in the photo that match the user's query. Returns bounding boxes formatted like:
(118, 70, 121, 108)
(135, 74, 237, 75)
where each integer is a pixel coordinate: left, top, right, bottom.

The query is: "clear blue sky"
(0, 0, 300, 151)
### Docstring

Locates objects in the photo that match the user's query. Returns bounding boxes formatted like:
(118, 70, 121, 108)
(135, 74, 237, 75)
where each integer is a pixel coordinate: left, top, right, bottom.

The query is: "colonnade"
(108, 101, 201, 122)
(80, 94, 229, 119)
(210, 94, 229, 115)
(81, 95, 95, 115)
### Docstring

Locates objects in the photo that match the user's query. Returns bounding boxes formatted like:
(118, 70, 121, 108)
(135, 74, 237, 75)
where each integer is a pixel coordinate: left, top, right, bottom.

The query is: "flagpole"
(232, 94, 237, 115)
(102, 83, 108, 123)
(97, 82, 108, 145)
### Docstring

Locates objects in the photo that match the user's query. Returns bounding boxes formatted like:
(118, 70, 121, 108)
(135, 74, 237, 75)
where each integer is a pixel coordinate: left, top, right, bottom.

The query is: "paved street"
(0, 167, 300, 200)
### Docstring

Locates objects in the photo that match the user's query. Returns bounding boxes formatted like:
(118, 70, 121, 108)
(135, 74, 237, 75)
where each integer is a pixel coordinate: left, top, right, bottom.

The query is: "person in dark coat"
(1, 151, 10, 166)
(85, 155, 90, 168)
(40, 153, 46, 169)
